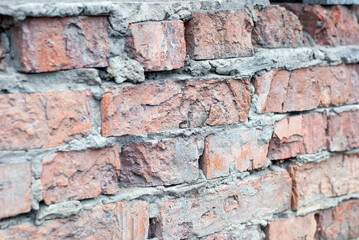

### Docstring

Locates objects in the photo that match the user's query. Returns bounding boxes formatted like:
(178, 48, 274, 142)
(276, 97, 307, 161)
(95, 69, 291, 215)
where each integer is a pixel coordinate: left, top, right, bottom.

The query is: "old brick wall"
(0, 0, 359, 239)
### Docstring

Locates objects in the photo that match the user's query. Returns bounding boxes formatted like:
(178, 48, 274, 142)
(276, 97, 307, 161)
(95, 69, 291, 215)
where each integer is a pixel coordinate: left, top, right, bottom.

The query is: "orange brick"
(41, 146, 120, 205)
(101, 79, 251, 136)
(0, 91, 93, 150)
(287, 154, 359, 210)
(328, 110, 359, 151)
(268, 113, 327, 160)
(255, 65, 359, 113)
(11, 17, 109, 73)
(201, 128, 269, 179)
(185, 10, 253, 60)
(127, 20, 186, 71)
(0, 162, 31, 219)
(0, 201, 149, 240)
(317, 200, 359, 240)
(265, 214, 317, 240)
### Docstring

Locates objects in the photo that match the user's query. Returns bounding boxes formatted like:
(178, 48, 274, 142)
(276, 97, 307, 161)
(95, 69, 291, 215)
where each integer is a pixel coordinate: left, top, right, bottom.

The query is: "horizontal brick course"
(11, 17, 109, 73)
(41, 146, 120, 205)
(287, 154, 359, 210)
(0, 91, 93, 150)
(101, 79, 251, 136)
(0, 162, 31, 219)
(0, 201, 149, 240)
(255, 65, 359, 113)
(158, 170, 291, 239)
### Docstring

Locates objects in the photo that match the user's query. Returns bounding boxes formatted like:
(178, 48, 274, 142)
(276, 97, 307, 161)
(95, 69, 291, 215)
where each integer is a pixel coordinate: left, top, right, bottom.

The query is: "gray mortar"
(35, 201, 82, 225)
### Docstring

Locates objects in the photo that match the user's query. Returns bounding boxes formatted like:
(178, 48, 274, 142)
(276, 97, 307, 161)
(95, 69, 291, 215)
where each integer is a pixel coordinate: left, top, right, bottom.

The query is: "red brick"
(265, 214, 316, 240)
(287, 154, 359, 210)
(283, 4, 359, 46)
(0, 201, 149, 240)
(101, 79, 251, 136)
(205, 225, 262, 240)
(185, 10, 254, 60)
(119, 140, 199, 186)
(317, 200, 359, 240)
(11, 17, 109, 73)
(255, 65, 359, 113)
(328, 110, 359, 151)
(127, 20, 186, 71)
(0, 162, 31, 219)
(201, 128, 269, 179)
(158, 170, 291, 239)
(252, 5, 307, 48)
(268, 113, 327, 160)
(0, 91, 93, 150)
(41, 146, 120, 205)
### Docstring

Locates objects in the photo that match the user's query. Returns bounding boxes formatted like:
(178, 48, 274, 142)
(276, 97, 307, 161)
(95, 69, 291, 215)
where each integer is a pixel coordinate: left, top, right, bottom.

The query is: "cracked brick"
(41, 146, 120, 205)
(101, 78, 251, 136)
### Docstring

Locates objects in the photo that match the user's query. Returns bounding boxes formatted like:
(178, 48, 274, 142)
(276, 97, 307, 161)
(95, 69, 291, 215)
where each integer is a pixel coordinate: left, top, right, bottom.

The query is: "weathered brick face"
(253, 5, 307, 48)
(328, 110, 359, 151)
(0, 162, 31, 219)
(283, 4, 359, 46)
(317, 200, 359, 240)
(185, 10, 254, 60)
(201, 128, 269, 179)
(255, 65, 359, 113)
(101, 78, 251, 136)
(41, 146, 120, 205)
(119, 140, 199, 186)
(11, 17, 109, 73)
(265, 214, 317, 240)
(158, 170, 291, 239)
(0, 91, 93, 150)
(127, 20, 186, 71)
(0, 201, 149, 240)
(268, 113, 327, 160)
(288, 154, 359, 210)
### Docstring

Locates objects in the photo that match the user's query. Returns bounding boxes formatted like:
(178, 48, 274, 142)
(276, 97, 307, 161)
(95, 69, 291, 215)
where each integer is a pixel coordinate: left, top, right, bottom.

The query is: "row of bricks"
(1, 64, 358, 150)
(3, 4, 359, 73)
(2, 107, 357, 220)
(1, 162, 359, 239)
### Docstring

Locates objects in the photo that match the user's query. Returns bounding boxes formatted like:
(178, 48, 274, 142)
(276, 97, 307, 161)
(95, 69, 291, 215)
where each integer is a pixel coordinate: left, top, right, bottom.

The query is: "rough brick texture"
(253, 5, 307, 48)
(283, 4, 359, 46)
(0, 201, 149, 240)
(205, 226, 262, 240)
(127, 20, 186, 71)
(41, 146, 120, 205)
(0, 91, 93, 150)
(255, 65, 359, 113)
(11, 17, 109, 73)
(0, 162, 31, 219)
(265, 214, 316, 240)
(268, 113, 327, 160)
(317, 200, 359, 240)
(185, 10, 254, 60)
(102, 79, 251, 136)
(201, 128, 269, 179)
(287, 154, 359, 210)
(158, 170, 291, 239)
(328, 110, 359, 151)
(119, 139, 199, 186)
